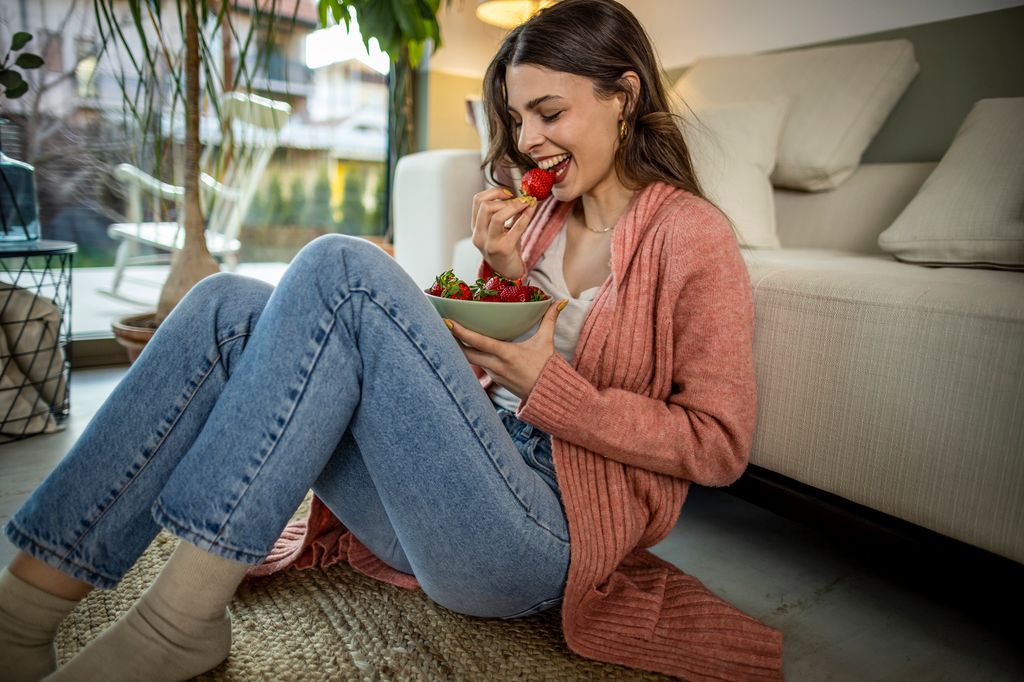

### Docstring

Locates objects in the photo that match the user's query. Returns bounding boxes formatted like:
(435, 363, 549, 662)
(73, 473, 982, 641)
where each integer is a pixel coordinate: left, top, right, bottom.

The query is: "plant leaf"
(11, 32, 32, 51)
(407, 40, 425, 69)
(15, 53, 45, 70)
(0, 70, 22, 89)
(390, 0, 420, 41)
(6, 80, 28, 98)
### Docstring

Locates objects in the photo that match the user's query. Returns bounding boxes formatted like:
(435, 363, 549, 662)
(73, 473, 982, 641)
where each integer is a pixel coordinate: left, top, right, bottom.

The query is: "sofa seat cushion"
(743, 249, 1024, 563)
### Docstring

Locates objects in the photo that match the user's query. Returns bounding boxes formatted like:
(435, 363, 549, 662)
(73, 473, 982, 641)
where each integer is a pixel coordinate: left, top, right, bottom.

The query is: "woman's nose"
(516, 119, 542, 154)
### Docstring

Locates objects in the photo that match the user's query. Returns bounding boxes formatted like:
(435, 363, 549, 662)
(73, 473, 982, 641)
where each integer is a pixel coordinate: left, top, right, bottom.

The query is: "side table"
(0, 239, 77, 444)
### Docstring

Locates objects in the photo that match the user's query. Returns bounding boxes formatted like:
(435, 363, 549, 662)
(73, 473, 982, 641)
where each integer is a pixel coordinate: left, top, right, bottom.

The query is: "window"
(74, 36, 97, 99)
(41, 31, 63, 72)
(18, 5, 391, 347)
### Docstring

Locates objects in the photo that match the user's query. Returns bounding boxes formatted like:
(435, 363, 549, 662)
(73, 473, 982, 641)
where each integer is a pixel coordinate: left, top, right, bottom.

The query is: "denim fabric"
(496, 408, 559, 502)
(5, 235, 568, 619)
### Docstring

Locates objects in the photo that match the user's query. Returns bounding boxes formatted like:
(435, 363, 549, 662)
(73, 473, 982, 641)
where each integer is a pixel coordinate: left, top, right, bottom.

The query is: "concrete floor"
(1, 367, 1021, 680)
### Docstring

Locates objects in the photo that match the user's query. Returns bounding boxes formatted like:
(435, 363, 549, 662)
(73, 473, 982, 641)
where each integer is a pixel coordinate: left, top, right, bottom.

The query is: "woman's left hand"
(446, 300, 568, 400)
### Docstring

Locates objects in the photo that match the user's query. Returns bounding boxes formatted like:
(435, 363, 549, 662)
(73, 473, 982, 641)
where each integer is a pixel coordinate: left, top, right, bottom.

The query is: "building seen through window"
(0, 0, 390, 337)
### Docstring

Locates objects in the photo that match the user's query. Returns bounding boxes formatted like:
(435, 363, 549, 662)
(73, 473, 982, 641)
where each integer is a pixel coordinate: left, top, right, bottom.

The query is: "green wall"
(666, 6, 1024, 163)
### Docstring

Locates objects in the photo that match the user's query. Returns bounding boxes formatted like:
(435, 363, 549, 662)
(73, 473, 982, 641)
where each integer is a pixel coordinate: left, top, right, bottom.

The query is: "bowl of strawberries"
(425, 270, 553, 341)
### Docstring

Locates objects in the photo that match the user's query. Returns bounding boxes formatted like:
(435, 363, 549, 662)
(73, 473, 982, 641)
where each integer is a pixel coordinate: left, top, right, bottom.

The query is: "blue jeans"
(5, 235, 569, 619)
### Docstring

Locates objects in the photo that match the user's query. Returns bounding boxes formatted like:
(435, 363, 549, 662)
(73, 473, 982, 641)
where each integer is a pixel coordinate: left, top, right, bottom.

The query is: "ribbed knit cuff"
(517, 353, 593, 436)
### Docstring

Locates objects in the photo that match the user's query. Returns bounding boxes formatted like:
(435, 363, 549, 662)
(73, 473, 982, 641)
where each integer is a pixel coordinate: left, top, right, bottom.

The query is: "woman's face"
(505, 64, 625, 202)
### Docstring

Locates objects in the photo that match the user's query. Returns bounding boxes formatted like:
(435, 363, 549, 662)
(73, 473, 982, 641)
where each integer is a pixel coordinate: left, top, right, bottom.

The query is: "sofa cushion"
(877, 98, 1024, 270)
(743, 249, 1024, 563)
(774, 162, 935, 253)
(679, 98, 789, 248)
(673, 40, 918, 191)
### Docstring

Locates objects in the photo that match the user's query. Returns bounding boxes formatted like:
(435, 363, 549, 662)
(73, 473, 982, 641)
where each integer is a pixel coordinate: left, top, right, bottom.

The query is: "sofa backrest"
(773, 162, 935, 254)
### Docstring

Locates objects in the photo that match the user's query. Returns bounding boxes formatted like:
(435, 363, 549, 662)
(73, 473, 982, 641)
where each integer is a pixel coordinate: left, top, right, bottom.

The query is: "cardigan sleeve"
(517, 218, 757, 486)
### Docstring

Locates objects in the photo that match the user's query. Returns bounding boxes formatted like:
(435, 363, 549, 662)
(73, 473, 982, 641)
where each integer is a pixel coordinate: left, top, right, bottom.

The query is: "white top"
(490, 226, 603, 413)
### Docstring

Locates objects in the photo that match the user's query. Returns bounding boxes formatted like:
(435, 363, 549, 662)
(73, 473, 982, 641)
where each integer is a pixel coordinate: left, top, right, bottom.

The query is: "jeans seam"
(351, 287, 570, 545)
(58, 348, 233, 572)
(4, 521, 121, 588)
(153, 501, 267, 562)
(208, 293, 351, 548)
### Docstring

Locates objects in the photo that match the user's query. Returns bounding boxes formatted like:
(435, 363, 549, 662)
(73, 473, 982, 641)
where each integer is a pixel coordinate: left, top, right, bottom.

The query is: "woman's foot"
(45, 540, 248, 682)
(43, 592, 232, 682)
(0, 566, 82, 681)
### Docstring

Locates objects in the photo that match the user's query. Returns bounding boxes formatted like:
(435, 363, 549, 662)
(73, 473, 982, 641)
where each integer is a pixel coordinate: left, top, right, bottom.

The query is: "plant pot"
(112, 312, 159, 364)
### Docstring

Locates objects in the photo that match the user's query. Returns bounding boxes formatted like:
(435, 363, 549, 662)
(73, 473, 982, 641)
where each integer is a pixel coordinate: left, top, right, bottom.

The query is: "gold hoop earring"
(619, 119, 628, 141)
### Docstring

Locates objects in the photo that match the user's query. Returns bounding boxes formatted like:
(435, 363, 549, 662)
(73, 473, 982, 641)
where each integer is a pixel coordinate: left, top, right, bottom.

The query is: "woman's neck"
(575, 182, 636, 234)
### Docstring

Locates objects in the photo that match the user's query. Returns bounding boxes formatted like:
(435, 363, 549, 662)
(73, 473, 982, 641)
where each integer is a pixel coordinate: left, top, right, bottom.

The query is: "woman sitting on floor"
(0, 1, 782, 679)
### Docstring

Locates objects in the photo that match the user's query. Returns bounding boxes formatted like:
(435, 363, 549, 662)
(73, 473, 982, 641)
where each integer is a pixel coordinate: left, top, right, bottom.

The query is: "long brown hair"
(481, 0, 709, 204)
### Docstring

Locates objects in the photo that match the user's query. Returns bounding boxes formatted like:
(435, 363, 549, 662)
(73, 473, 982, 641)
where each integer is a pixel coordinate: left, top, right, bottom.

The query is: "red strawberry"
(498, 285, 534, 303)
(526, 286, 548, 301)
(427, 270, 473, 299)
(521, 167, 555, 200)
(471, 278, 501, 301)
(484, 275, 521, 292)
(476, 289, 501, 302)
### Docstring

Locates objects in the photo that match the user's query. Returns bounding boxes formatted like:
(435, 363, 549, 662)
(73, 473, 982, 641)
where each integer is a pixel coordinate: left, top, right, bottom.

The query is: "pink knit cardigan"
(248, 182, 784, 680)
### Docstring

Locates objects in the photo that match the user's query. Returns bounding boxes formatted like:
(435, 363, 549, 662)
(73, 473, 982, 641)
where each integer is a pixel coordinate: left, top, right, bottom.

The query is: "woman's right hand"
(471, 187, 538, 280)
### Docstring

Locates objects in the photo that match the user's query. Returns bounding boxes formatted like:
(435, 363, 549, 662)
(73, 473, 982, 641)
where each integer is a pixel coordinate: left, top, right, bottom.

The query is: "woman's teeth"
(538, 153, 570, 170)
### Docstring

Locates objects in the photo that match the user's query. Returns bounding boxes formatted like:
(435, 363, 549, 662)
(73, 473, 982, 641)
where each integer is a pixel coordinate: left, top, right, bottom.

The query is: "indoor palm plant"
(104, 0, 450, 360)
(99, 0, 286, 359)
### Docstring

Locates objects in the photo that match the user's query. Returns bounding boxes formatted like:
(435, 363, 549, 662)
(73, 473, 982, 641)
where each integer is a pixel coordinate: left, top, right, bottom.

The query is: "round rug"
(55, 532, 671, 680)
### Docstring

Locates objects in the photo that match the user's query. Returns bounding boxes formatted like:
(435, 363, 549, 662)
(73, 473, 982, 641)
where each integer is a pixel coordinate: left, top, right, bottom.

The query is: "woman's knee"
(169, 273, 273, 333)
(183, 272, 273, 309)
(293, 234, 398, 287)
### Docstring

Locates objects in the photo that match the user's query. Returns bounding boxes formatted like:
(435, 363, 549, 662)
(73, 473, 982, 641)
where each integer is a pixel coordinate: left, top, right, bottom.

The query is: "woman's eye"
(541, 112, 562, 123)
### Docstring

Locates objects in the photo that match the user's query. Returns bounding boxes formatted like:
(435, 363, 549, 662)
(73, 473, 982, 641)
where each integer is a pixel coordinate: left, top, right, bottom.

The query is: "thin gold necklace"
(575, 203, 616, 233)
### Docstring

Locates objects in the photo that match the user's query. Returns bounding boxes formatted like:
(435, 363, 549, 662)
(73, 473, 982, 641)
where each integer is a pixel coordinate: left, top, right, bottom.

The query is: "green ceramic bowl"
(426, 294, 554, 341)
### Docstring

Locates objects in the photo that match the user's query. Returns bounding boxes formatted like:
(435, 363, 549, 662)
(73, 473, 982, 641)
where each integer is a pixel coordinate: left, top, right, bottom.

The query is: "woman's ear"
(618, 70, 641, 117)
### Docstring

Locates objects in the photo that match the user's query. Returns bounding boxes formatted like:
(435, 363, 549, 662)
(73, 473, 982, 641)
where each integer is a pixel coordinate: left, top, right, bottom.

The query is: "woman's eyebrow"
(508, 95, 566, 114)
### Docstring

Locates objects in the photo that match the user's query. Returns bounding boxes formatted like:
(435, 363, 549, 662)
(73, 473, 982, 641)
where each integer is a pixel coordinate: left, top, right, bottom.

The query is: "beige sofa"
(392, 40, 1024, 566)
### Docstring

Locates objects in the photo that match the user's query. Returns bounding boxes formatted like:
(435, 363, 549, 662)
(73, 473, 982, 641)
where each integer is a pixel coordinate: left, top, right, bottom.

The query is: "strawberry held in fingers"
(521, 167, 555, 200)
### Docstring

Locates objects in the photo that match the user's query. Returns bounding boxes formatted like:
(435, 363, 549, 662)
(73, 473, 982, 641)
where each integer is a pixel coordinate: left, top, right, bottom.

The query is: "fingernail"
(443, 319, 454, 330)
(503, 188, 514, 196)
(557, 300, 568, 312)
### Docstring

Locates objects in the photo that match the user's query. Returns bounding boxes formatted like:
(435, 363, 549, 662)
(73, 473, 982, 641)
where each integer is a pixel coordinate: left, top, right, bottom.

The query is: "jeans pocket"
(522, 436, 556, 479)
(498, 594, 564, 620)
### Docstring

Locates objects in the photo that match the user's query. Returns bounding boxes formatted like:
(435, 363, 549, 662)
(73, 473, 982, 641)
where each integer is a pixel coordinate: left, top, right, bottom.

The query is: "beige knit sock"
(45, 540, 248, 682)
(0, 567, 81, 682)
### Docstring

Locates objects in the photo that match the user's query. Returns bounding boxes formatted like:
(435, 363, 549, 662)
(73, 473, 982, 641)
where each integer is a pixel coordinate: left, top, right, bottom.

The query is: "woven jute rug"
(54, 502, 671, 680)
